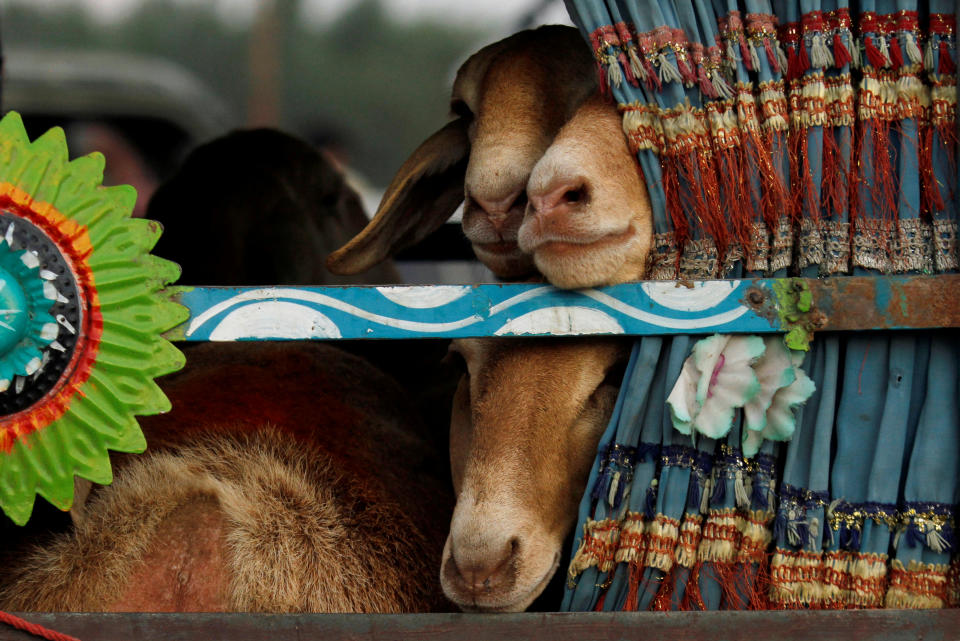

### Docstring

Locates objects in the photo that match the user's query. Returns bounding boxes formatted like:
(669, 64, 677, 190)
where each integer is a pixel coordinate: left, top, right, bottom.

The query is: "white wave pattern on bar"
(185, 285, 751, 339)
(208, 302, 341, 341)
(639, 280, 741, 311)
(494, 307, 624, 336)
(581, 289, 749, 329)
(376, 285, 471, 308)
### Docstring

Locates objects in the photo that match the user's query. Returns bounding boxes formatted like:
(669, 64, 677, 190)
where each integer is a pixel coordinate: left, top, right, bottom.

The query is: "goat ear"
(326, 118, 469, 275)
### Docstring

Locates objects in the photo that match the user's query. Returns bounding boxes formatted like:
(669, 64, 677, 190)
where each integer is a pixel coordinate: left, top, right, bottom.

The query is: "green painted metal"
(771, 278, 818, 351)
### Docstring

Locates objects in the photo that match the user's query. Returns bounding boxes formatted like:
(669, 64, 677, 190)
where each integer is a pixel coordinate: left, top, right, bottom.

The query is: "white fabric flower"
(668, 335, 816, 455)
(667, 335, 764, 439)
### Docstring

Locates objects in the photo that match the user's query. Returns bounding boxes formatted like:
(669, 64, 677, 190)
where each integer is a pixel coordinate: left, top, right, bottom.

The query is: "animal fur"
(0, 343, 452, 613)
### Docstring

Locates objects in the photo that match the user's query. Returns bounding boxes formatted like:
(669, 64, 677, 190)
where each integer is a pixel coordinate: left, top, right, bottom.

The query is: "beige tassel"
(734, 470, 750, 509)
(811, 33, 834, 69)
(657, 52, 683, 84)
(628, 46, 647, 83)
(903, 32, 923, 65)
(606, 56, 624, 89)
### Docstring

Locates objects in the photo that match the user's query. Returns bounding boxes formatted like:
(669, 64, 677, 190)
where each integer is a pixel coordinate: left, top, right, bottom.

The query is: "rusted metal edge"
(805, 274, 960, 332)
(3, 610, 959, 641)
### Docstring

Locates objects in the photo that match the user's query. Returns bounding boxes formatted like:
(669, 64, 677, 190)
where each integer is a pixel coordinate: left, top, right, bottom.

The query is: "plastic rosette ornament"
(0, 112, 187, 525)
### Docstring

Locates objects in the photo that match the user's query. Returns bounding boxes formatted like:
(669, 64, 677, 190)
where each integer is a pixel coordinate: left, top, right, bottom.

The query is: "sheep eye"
(443, 346, 469, 375)
(599, 358, 626, 391)
(450, 99, 473, 121)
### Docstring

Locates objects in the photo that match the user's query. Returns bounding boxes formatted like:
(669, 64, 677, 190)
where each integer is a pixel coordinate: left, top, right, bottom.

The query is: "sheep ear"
(326, 118, 469, 275)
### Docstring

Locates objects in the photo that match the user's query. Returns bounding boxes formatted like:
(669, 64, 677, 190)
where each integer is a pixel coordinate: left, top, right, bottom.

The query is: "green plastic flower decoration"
(0, 235, 60, 389)
(0, 111, 188, 525)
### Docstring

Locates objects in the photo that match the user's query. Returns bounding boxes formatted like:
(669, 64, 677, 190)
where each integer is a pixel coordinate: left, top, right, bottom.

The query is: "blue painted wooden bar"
(163, 275, 960, 342)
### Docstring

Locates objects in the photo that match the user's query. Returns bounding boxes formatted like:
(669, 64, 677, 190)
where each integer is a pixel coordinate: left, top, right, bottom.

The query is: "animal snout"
(518, 177, 593, 251)
(443, 537, 519, 598)
(467, 189, 528, 234)
(528, 180, 587, 223)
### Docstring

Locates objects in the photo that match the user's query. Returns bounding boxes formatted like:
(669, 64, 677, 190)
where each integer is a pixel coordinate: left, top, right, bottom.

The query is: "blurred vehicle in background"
(4, 48, 236, 216)
(2, 46, 491, 282)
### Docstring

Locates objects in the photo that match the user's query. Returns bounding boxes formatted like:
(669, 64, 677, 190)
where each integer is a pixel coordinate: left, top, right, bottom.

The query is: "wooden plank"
(163, 275, 960, 342)
(3, 610, 959, 641)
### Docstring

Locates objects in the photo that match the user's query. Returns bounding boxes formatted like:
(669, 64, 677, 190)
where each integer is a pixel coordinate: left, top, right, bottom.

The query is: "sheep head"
(441, 337, 626, 612)
(326, 25, 597, 280)
(519, 95, 653, 289)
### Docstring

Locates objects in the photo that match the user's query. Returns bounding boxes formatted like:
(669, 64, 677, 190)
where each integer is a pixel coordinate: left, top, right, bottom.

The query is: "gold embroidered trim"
(934, 219, 959, 271)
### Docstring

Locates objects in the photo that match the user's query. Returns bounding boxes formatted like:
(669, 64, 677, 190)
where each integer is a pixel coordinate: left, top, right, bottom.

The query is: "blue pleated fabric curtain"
(562, 0, 959, 610)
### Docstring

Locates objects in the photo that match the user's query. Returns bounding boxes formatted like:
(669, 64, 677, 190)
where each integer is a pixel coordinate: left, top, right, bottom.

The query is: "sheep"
(323, 28, 655, 612)
(520, 94, 652, 288)
(0, 129, 455, 613)
(147, 128, 400, 287)
(0, 342, 454, 613)
(325, 25, 599, 281)
(438, 337, 629, 612)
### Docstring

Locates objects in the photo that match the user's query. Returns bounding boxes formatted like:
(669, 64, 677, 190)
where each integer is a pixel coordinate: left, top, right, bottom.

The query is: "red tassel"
(663, 156, 693, 272)
(680, 563, 706, 610)
(664, 142, 730, 275)
(797, 39, 811, 76)
(750, 557, 774, 610)
(821, 128, 849, 221)
(618, 51, 638, 87)
(716, 141, 753, 261)
(697, 153, 732, 269)
(889, 35, 904, 69)
(724, 563, 755, 610)
(864, 36, 887, 69)
(590, 32, 611, 99)
(833, 32, 852, 68)
(650, 566, 677, 611)
(597, 65, 610, 98)
(740, 37, 754, 71)
(853, 118, 898, 265)
(698, 64, 717, 98)
(643, 57, 661, 92)
(919, 125, 945, 215)
(624, 561, 645, 611)
(750, 128, 791, 231)
(764, 37, 780, 73)
(939, 40, 956, 74)
(677, 55, 696, 85)
(787, 45, 800, 82)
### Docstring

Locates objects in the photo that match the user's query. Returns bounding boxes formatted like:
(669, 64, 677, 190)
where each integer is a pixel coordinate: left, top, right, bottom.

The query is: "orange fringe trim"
(885, 559, 949, 609)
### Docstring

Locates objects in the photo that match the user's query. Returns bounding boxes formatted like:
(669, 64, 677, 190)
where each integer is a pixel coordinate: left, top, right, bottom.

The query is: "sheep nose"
(470, 190, 528, 232)
(444, 538, 519, 597)
(528, 181, 587, 222)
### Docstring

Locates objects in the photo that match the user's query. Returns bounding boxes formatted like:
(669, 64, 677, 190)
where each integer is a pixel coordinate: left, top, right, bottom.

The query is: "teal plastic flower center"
(0, 264, 28, 355)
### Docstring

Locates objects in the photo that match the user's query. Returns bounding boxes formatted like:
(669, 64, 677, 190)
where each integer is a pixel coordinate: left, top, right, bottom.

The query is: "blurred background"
(2, 0, 571, 210)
